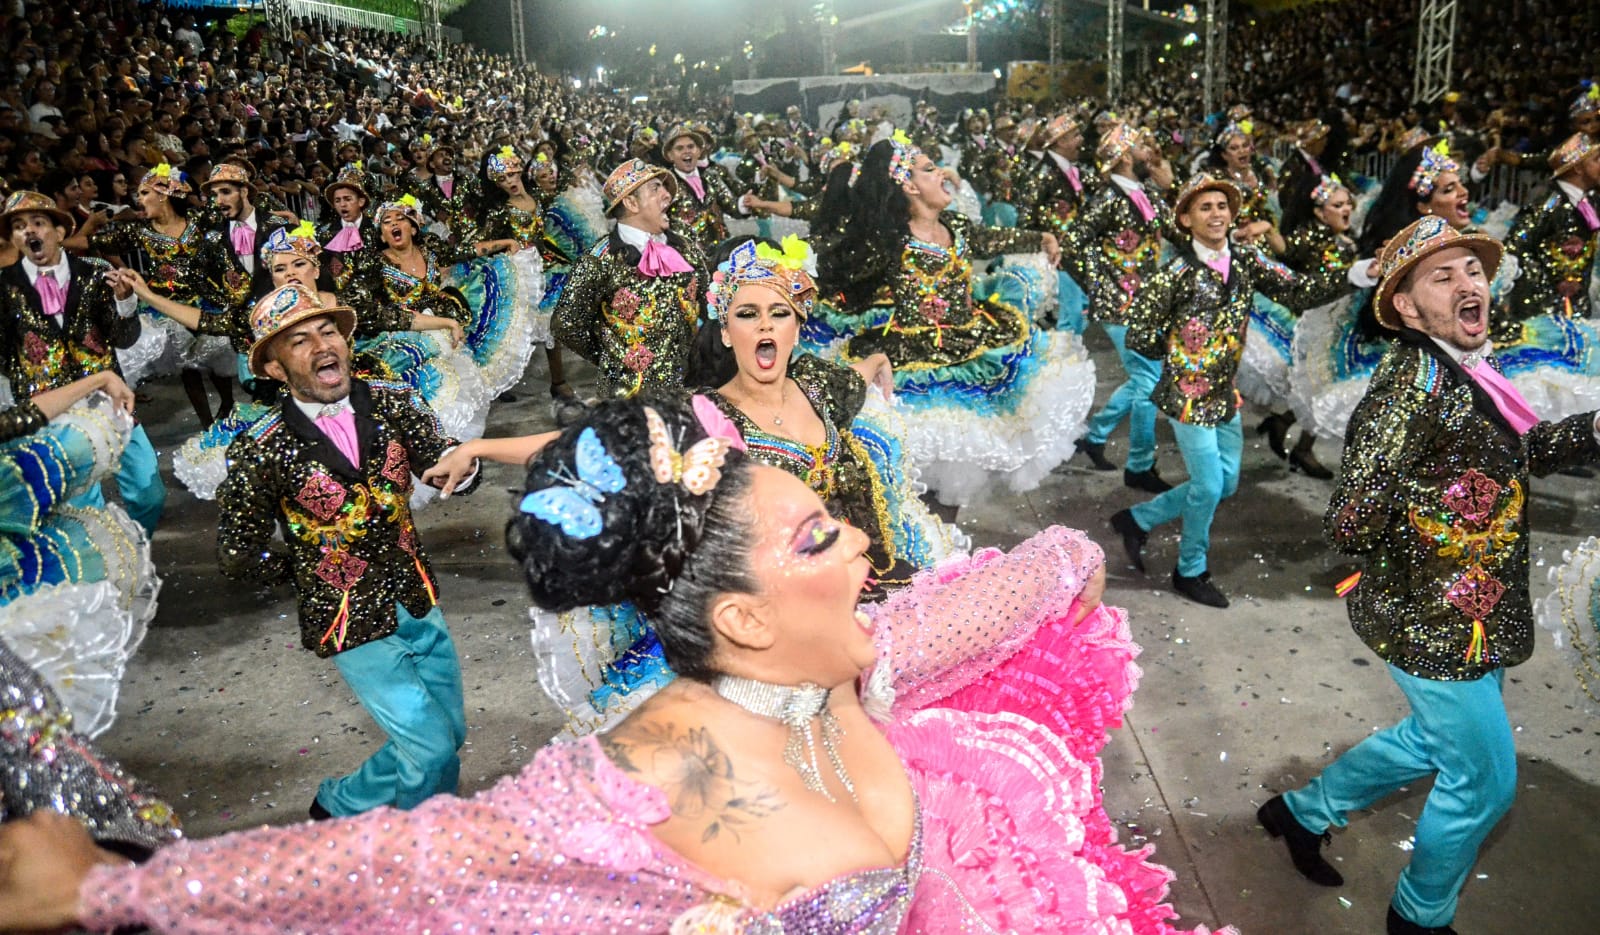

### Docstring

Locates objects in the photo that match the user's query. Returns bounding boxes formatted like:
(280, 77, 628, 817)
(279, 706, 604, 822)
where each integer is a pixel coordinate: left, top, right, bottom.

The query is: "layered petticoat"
(1237, 292, 1298, 412)
(448, 250, 545, 397)
(171, 332, 488, 501)
(115, 308, 192, 387)
(0, 393, 160, 737)
(1535, 536, 1600, 712)
(541, 180, 610, 315)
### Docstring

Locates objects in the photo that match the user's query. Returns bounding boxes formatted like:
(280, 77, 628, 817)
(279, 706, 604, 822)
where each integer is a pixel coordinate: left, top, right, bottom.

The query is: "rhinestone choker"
(711, 674, 857, 803)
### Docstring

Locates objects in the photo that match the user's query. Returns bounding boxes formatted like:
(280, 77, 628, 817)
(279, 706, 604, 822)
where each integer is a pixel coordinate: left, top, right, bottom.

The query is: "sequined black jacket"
(216, 379, 477, 658)
(1326, 330, 1600, 680)
(0, 257, 141, 399)
(1503, 192, 1598, 321)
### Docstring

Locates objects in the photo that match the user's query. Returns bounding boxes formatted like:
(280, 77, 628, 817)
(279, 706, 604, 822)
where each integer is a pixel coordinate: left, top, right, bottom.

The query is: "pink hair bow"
(692, 394, 747, 452)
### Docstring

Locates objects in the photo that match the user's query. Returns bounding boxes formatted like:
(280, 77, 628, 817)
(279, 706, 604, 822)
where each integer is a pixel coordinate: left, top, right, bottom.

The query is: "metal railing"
(1271, 144, 1548, 212)
(277, 0, 461, 43)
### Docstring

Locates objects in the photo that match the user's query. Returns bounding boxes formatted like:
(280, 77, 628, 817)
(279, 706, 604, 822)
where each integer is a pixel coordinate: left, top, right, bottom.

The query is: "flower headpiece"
(486, 145, 523, 182)
(377, 193, 426, 228)
(1572, 82, 1600, 118)
(138, 163, 191, 197)
(818, 139, 856, 177)
(705, 236, 818, 323)
(532, 151, 556, 175)
(1409, 140, 1459, 197)
(1214, 120, 1253, 149)
(259, 220, 323, 265)
(887, 130, 922, 186)
(1310, 173, 1346, 207)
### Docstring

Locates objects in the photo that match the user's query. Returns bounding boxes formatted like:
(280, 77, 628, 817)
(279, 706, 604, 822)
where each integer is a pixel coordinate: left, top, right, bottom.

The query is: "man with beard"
(407, 141, 478, 243)
(0, 190, 164, 536)
(1258, 217, 1600, 935)
(216, 284, 479, 820)
(200, 161, 292, 312)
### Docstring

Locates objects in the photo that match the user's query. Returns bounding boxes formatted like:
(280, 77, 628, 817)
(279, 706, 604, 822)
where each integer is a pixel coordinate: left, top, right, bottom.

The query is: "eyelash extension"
(798, 524, 840, 556)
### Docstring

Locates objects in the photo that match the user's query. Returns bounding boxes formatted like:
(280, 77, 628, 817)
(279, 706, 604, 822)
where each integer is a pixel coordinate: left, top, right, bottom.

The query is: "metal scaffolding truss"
(417, 0, 442, 52)
(1202, 0, 1227, 117)
(1413, 0, 1457, 103)
(507, 0, 527, 64)
(262, 0, 291, 37)
(1105, 0, 1124, 104)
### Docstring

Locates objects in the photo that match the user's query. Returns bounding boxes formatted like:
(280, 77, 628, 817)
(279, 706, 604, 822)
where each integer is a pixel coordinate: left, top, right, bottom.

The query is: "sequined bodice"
(745, 806, 922, 934)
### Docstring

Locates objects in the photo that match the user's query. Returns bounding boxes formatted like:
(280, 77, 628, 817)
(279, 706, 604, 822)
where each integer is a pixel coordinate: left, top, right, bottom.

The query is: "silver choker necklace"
(711, 674, 857, 803)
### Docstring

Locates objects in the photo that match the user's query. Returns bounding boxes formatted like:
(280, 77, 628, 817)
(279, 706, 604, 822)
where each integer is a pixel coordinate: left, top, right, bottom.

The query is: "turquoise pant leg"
(1055, 270, 1088, 334)
(1285, 666, 1514, 929)
(320, 604, 467, 815)
(981, 201, 1018, 228)
(116, 425, 164, 537)
(1128, 413, 1242, 576)
(1084, 323, 1160, 472)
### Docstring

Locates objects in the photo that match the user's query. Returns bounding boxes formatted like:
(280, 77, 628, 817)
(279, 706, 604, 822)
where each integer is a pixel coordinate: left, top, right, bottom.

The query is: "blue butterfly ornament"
(518, 427, 626, 539)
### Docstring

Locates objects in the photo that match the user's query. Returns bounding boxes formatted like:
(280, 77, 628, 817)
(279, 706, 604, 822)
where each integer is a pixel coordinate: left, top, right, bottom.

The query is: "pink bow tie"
(1578, 199, 1599, 232)
(637, 238, 694, 277)
(327, 226, 364, 252)
(1204, 255, 1231, 283)
(314, 407, 361, 466)
(231, 223, 255, 256)
(681, 171, 706, 201)
(34, 272, 66, 320)
(439, 177, 454, 198)
(1127, 186, 1156, 222)
(1465, 357, 1540, 435)
(1065, 164, 1081, 193)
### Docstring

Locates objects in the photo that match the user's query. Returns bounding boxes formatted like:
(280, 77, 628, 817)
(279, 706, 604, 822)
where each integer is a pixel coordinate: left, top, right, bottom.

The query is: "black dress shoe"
(1075, 438, 1118, 471)
(1257, 794, 1343, 886)
(1256, 413, 1292, 460)
(1288, 447, 1334, 480)
(1172, 570, 1230, 608)
(1124, 467, 1174, 493)
(1109, 509, 1147, 573)
(1386, 906, 1457, 935)
(309, 797, 334, 821)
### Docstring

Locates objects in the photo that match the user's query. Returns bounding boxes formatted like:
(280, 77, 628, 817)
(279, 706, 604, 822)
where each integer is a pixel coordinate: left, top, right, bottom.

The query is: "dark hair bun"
(505, 396, 735, 615)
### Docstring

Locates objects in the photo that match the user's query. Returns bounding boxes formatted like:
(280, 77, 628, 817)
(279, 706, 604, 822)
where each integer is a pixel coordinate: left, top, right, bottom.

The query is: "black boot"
(1109, 509, 1148, 573)
(1256, 413, 1293, 461)
(1288, 433, 1333, 480)
(309, 797, 334, 821)
(1386, 906, 1457, 935)
(1075, 438, 1117, 471)
(1124, 466, 1174, 493)
(1257, 794, 1343, 886)
(1172, 569, 1229, 608)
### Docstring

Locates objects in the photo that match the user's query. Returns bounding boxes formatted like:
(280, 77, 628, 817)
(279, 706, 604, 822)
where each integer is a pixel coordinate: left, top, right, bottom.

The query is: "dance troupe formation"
(7, 60, 1600, 935)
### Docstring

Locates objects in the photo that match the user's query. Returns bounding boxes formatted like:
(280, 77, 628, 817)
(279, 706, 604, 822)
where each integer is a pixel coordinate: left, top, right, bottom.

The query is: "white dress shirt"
(23, 255, 137, 319)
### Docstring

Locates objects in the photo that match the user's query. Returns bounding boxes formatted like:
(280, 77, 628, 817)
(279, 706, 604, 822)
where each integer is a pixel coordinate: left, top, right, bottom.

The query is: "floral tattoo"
(601, 723, 784, 843)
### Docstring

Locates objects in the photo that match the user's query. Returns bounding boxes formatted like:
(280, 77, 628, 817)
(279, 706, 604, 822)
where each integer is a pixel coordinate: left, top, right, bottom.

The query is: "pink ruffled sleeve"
(868, 525, 1105, 716)
(79, 737, 730, 934)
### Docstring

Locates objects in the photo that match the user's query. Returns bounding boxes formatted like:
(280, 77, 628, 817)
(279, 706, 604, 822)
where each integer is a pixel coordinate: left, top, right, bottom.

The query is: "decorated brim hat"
(1042, 113, 1080, 146)
(1373, 215, 1502, 329)
(0, 189, 75, 231)
(324, 163, 369, 201)
(376, 193, 427, 229)
(246, 284, 357, 379)
(259, 220, 323, 266)
(202, 162, 256, 193)
(602, 158, 676, 215)
(1173, 175, 1242, 226)
(661, 123, 706, 155)
(992, 114, 1017, 131)
(1549, 133, 1596, 178)
(138, 163, 192, 198)
(486, 145, 524, 182)
(1095, 124, 1136, 166)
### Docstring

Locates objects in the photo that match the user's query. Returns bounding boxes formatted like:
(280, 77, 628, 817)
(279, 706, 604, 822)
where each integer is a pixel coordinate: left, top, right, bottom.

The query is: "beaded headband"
(1310, 173, 1347, 207)
(887, 130, 922, 186)
(1409, 140, 1459, 197)
(377, 193, 426, 228)
(259, 220, 322, 265)
(818, 139, 857, 177)
(1573, 83, 1600, 118)
(1213, 120, 1253, 150)
(705, 237, 818, 323)
(486, 146, 524, 182)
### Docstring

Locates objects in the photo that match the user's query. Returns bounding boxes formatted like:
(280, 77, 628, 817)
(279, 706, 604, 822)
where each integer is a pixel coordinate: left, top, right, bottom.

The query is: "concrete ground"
(97, 327, 1600, 934)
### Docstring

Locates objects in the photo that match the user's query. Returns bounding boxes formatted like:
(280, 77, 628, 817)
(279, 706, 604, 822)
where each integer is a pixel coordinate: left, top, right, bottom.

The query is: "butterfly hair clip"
(645, 407, 731, 497)
(518, 427, 626, 539)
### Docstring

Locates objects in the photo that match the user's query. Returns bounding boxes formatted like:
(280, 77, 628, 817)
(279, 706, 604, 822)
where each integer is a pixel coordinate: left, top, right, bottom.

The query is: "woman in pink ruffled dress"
(0, 396, 1230, 935)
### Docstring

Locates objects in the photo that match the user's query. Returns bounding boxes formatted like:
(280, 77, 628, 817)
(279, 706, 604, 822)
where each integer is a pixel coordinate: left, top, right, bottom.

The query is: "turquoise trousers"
(1083, 323, 1161, 473)
(1285, 665, 1515, 928)
(320, 603, 467, 815)
(1128, 412, 1242, 577)
(69, 424, 165, 537)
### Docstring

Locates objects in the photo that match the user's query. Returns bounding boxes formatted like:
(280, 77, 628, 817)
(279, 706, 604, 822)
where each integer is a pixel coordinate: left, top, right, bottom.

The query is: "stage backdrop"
(732, 73, 998, 132)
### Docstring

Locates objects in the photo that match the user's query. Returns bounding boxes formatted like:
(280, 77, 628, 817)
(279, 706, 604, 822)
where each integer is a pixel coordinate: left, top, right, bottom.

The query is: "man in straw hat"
(201, 160, 292, 310)
(554, 158, 708, 399)
(1258, 215, 1600, 935)
(1025, 112, 1102, 333)
(216, 284, 480, 820)
(319, 163, 379, 290)
(1112, 175, 1341, 609)
(1501, 132, 1600, 321)
(661, 123, 748, 256)
(0, 189, 165, 536)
